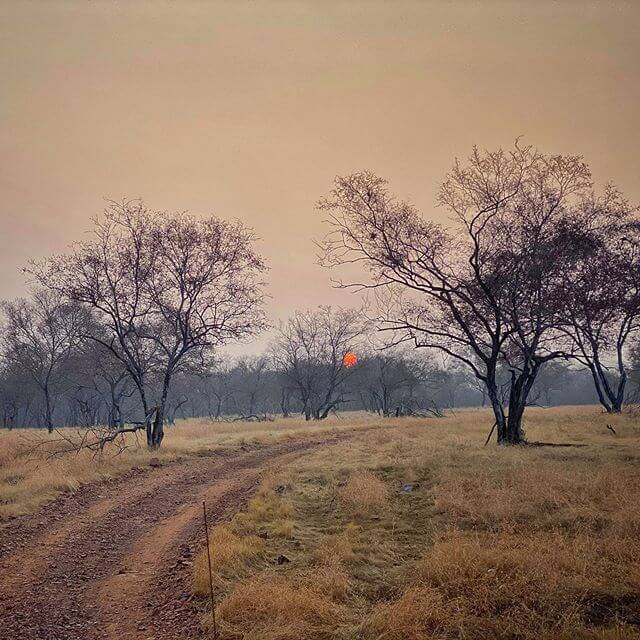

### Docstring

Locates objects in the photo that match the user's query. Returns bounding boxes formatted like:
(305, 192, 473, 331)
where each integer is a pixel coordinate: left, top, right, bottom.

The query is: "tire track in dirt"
(0, 466, 183, 595)
(93, 446, 314, 640)
(93, 476, 244, 640)
(0, 433, 357, 640)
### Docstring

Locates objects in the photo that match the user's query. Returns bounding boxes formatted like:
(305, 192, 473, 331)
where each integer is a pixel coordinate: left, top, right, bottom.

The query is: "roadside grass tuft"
(339, 470, 388, 515)
(192, 525, 265, 594)
(216, 575, 349, 640)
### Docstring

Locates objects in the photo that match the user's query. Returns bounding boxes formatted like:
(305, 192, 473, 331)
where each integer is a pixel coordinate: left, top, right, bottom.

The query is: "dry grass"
(363, 529, 640, 639)
(0, 434, 144, 519)
(189, 406, 640, 640)
(216, 576, 349, 640)
(192, 525, 265, 594)
(339, 470, 388, 514)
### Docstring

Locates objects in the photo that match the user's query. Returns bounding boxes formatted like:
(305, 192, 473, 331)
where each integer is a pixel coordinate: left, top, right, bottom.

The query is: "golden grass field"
(1, 406, 639, 639)
(189, 407, 640, 640)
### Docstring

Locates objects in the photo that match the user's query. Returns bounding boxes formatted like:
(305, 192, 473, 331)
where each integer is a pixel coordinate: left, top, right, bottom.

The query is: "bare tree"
(351, 350, 419, 416)
(67, 340, 135, 429)
(272, 306, 365, 420)
(0, 362, 34, 429)
(31, 200, 267, 447)
(318, 144, 594, 444)
(1, 290, 87, 432)
(196, 364, 236, 420)
(232, 356, 270, 418)
(277, 372, 296, 417)
(559, 186, 640, 413)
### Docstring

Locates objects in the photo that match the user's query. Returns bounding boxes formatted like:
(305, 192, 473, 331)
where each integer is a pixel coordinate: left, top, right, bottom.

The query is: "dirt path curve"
(0, 434, 349, 640)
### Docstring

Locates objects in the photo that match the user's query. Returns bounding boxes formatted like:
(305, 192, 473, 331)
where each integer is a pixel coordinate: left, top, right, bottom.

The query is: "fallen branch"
(20, 408, 158, 460)
(230, 414, 274, 423)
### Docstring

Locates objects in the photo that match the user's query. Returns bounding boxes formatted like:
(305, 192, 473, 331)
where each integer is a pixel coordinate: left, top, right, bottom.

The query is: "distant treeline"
(1, 325, 634, 430)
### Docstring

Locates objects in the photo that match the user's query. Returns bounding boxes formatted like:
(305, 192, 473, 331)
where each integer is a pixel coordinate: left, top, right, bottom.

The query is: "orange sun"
(343, 351, 358, 368)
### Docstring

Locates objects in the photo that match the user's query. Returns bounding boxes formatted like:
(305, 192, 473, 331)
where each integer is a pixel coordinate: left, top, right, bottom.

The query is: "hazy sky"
(1, 1, 639, 351)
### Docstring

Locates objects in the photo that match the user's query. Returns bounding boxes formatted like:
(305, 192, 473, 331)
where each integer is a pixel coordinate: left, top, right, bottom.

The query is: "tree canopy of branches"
(271, 306, 366, 420)
(559, 186, 640, 413)
(31, 200, 267, 447)
(351, 351, 418, 417)
(318, 143, 633, 444)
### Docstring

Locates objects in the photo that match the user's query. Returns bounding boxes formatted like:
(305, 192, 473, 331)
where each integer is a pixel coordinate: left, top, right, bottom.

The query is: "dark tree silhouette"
(1, 290, 87, 432)
(318, 144, 595, 444)
(31, 200, 267, 448)
(559, 186, 640, 413)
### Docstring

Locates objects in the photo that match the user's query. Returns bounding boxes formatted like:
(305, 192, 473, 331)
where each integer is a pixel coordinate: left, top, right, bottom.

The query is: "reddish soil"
(0, 436, 342, 640)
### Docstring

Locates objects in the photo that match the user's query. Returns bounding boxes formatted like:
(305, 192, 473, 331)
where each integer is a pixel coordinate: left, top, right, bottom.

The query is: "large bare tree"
(32, 200, 267, 447)
(318, 144, 595, 444)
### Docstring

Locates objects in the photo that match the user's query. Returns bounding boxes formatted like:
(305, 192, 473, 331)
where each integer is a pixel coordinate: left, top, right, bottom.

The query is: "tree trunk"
(43, 386, 54, 433)
(280, 388, 291, 417)
(487, 378, 526, 445)
(613, 369, 626, 413)
(504, 403, 525, 444)
(381, 388, 390, 417)
(589, 364, 613, 412)
(491, 403, 524, 444)
(607, 360, 626, 413)
(489, 393, 507, 444)
(485, 373, 504, 439)
(589, 361, 625, 413)
(136, 389, 153, 447)
(608, 400, 622, 413)
(150, 405, 164, 448)
(108, 381, 124, 429)
(499, 364, 540, 445)
(149, 376, 171, 449)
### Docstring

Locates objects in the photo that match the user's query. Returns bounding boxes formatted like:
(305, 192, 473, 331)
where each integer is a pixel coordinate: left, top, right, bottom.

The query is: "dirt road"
(0, 436, 337, 640)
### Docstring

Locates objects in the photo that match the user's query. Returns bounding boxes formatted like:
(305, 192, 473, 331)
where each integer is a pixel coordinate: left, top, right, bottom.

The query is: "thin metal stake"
(203, 501, 219, 640)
